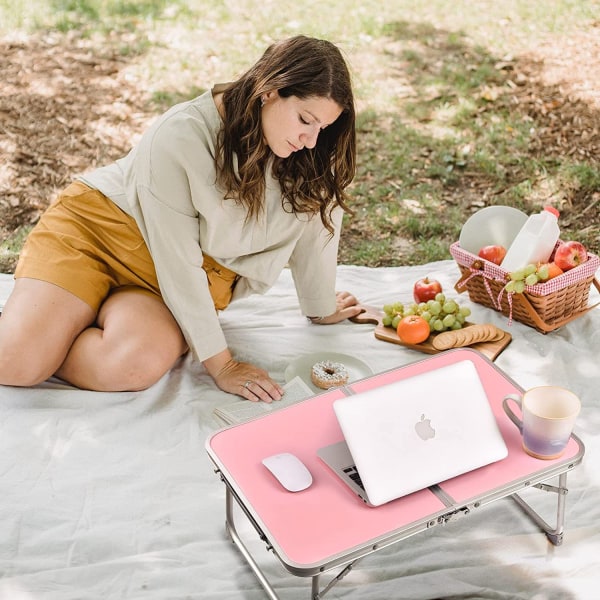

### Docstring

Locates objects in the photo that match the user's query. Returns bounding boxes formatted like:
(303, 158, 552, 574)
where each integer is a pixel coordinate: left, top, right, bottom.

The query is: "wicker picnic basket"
(449, 241, 600, 333)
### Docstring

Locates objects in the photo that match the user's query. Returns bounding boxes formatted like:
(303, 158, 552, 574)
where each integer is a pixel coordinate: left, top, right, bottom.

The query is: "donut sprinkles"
(311, 360, 349, 389)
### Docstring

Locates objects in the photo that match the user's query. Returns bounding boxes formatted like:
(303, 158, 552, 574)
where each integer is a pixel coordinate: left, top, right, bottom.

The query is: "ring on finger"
(244, 380, 253, 390)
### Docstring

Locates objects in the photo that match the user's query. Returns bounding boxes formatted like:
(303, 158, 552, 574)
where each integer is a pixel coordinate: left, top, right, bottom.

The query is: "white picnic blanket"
(1, 261, 599, 600)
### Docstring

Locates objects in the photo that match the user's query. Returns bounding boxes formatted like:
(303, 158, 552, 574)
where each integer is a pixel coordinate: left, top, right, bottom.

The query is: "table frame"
(215, 464, 576, 599)
(206, 351, 584, 599)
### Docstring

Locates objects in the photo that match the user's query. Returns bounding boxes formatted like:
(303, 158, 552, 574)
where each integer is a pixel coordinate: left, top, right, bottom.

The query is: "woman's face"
(260, 91, 342, 158)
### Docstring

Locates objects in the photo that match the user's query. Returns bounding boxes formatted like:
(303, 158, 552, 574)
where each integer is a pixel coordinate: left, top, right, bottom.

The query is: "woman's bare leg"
(55, 287, 188, 392)
(0, 278, 96, 386)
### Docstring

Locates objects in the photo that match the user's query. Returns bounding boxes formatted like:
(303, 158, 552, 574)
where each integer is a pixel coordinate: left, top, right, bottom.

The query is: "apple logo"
(415, 414, 435, 440)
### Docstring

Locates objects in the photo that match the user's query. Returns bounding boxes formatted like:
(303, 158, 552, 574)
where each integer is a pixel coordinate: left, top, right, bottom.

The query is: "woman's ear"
(262, 90, 279, 104)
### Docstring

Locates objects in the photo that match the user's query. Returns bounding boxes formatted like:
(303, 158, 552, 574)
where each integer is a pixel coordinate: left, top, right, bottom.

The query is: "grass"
(1, 0, 599, 266)
(0, 226, 32, 273)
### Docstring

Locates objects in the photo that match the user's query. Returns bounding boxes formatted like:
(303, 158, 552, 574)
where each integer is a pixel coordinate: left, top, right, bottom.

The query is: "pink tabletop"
(209, 387, 446, 570)
(208, 349, 583, 571)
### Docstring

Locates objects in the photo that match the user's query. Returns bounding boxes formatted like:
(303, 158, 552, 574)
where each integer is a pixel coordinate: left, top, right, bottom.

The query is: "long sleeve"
(287, 207, 342, 317)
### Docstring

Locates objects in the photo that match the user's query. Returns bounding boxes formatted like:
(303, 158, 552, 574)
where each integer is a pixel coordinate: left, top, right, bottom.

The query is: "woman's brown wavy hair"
(215, 35, 356, 234)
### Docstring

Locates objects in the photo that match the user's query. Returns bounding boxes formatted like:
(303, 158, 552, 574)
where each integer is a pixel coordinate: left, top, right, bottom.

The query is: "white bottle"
(500, 206, 560, 272)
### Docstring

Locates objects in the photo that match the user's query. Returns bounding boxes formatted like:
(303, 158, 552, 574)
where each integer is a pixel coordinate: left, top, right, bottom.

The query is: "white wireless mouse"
(262, 452, 313, 492)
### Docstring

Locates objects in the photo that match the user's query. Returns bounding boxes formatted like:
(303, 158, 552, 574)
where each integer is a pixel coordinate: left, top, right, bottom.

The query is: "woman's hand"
(309, 291, 362, 324)
(203, 349, 284, 402)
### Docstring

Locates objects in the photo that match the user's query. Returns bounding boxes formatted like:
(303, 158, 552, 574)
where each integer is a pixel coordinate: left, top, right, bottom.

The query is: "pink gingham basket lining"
(449, 242, 600, 296)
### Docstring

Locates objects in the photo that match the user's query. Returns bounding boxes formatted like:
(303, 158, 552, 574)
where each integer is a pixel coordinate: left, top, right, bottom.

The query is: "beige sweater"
(79, 90, 341, 362)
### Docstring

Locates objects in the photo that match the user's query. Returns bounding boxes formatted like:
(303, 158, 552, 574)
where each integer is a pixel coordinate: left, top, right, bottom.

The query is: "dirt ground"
(1, 26, 599, 272)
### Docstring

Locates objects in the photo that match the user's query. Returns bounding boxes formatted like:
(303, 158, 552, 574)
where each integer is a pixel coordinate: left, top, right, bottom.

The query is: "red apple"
(554, 241, 588, 271)
(413, 277, 442, 303)
(478, 244, 507, 265)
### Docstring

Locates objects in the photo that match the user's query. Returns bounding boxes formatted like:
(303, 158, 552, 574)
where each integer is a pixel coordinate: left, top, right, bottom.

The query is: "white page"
(213, 375, 314, 425)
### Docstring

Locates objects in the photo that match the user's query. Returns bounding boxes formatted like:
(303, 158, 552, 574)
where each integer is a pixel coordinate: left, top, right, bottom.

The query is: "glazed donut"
(311, 360, 349, 389)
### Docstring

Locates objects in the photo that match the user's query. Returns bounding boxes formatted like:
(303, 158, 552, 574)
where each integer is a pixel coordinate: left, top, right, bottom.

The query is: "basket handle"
(454, 268, 472, 294)
(517, 276, 600, 334)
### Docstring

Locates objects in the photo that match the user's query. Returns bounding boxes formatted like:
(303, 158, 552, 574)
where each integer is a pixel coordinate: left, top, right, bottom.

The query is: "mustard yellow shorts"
(15, 181, 237, 312)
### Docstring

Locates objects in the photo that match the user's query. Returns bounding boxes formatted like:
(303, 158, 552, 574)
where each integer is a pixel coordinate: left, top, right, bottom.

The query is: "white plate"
(459, 205, 528, 254)
(284, 352, 373, 393)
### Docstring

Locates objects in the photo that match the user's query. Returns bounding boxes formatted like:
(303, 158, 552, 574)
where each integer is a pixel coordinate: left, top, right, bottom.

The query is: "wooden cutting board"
(350, 305, 512, 361)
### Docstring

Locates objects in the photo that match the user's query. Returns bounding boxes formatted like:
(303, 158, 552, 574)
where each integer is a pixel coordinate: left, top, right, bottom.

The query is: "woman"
(0, 35, 361, 401)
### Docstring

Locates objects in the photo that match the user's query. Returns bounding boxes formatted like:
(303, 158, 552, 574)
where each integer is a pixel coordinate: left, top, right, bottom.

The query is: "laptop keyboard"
(343, 465, 365, 490)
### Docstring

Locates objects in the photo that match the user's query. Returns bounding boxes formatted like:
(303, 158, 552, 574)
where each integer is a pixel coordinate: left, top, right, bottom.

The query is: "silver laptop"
(318, 359, 508, 507)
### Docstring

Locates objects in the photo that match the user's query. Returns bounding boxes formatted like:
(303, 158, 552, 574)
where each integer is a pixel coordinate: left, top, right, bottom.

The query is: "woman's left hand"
(312, 291, 362, 324)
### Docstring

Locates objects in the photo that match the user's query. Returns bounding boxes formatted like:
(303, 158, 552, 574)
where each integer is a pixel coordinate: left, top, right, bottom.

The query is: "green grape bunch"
(504, 263, 550, 294)
(382, 293, 472, 334)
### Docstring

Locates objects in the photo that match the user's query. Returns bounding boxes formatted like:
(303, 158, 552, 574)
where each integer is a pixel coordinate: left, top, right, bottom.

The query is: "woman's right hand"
(203, 349, 284, 402)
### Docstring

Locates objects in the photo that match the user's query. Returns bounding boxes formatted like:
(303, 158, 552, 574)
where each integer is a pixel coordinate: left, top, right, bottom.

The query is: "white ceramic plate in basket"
(284, 352, 373, 393)
(459, 205, 528, 254)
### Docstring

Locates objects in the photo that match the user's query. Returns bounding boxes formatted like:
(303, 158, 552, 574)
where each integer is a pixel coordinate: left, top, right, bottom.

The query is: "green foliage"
(151, 86, 207, 111)
(562, 162, 600, 190)
(1, 0, 597, 266)
(0, 226, 32, 273)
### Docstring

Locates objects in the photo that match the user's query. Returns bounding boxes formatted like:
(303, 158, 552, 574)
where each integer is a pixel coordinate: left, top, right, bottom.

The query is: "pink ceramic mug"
(503, 386, 580, 460)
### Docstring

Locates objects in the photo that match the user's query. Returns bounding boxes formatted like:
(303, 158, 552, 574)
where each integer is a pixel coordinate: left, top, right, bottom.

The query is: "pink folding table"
(205, 349, 584, 599)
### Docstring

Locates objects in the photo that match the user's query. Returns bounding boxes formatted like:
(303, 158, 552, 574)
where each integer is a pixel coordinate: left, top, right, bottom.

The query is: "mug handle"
(502, 393, 523, 433)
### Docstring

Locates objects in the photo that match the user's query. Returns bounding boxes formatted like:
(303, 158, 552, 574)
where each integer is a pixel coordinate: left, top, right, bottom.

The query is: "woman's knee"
(58, 287, 188, 392)
(99, 289, 187, 390)
(102, 343, 185, 391)
(0, 278, 96, 387)
(0, 338, 57, 387)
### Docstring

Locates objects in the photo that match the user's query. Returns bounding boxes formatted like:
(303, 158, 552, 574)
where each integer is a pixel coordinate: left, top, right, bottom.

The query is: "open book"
(214, 375, 315, 425)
